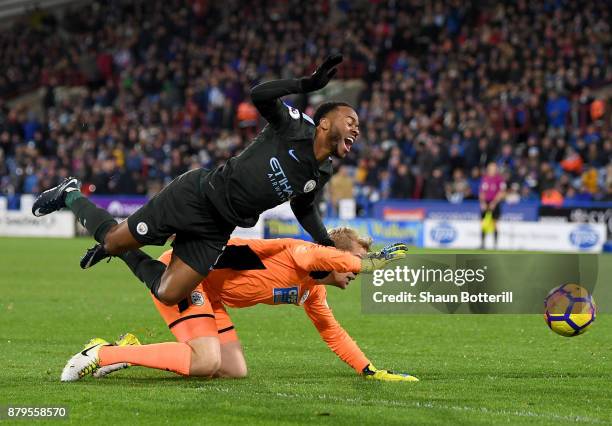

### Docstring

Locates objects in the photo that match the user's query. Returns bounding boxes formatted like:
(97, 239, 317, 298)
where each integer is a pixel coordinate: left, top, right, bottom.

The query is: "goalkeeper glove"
(362, 363, 419, 382)
(300, 54, 343, 93)
(360, 242, 408, 273)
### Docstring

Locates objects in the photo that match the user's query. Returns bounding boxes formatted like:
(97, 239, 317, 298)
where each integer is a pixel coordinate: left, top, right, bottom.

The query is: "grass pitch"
(0, 237, 611, 425)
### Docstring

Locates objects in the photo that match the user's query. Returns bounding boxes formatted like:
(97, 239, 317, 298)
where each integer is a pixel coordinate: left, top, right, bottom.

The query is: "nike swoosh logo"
(34, 208, 43, 216)
(288, 149, 300, 162)
(81, 344, 99, 357)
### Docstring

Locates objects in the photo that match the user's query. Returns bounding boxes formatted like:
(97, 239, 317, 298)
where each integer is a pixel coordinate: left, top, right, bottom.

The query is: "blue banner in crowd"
(264, 218, 423, 246)
(372, 200, 539, 222)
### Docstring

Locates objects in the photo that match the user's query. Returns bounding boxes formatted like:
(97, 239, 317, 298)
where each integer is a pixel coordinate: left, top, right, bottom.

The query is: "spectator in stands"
(446, 169, 471, 204)
(390, 164, 413, 199)
(423, 167, 446, 200)
(541, 184, 565, 207)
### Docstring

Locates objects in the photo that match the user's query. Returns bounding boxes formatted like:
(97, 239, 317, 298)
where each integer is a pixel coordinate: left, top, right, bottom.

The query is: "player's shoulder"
(281, 238, 318, 252)
(283, 103, 315, 125)
(280, 103, 315, 136)
(230, 237, 311, 252)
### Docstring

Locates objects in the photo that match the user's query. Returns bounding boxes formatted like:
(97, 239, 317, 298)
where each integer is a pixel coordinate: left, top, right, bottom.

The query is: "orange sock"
(99, 343, 192, 376)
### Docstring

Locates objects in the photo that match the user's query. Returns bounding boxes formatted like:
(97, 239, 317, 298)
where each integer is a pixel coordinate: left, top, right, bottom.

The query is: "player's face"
(328, 239, 367, 289)
(328, 106, 360, 159)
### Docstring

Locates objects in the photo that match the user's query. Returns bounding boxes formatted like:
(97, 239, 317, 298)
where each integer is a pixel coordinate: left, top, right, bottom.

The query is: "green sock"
(65, 190, 84, 209)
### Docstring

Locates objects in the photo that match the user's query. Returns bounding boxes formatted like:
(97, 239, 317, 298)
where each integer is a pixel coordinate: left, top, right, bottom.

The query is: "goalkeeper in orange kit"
(61, 228, 417, 382)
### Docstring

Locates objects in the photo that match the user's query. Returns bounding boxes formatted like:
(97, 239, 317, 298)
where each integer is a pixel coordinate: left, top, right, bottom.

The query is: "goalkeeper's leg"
(98, 337, 221, 376)
(98, 282, 246, 378)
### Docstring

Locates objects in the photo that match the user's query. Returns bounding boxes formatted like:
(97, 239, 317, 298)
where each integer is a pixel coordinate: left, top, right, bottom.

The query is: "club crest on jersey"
(273, 287, 299, 304)
(303, 180, 316, 193)
(268, 157, 294, 201)
(191, 291, 205, 306)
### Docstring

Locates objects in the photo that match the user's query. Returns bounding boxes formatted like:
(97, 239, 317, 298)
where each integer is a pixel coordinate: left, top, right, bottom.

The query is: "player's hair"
(313, 101, 354, 125)
(328, 227, 372, 252)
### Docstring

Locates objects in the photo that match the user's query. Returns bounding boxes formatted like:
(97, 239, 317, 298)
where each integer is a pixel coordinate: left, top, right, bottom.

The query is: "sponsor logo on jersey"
(268, 157, 294, 201)
(273, 286, 299, 304)
(288, 149, 300, 162)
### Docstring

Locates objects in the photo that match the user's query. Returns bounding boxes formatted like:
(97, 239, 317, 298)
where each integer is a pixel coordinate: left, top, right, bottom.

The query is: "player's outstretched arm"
(250, 54, 343, 101)
(291, 242, 361, 273)
(304, 287, 370, 373)
(250, 54, 343, 127)
(304, 288, 418, 382)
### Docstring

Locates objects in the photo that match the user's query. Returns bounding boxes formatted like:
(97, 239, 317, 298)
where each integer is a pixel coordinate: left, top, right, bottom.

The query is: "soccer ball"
(544, 284, 596, 337)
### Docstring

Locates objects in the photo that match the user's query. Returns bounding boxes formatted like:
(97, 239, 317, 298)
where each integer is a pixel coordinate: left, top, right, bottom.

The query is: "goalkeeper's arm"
(304, 287, 419, 381)
(291, 242, 408, 275)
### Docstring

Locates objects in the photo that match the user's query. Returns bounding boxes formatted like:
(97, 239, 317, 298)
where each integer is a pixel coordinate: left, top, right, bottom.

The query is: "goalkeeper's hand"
(362, 363, 419, 382)
(300, 54, 343, 93)
(360, 242, 408, 273)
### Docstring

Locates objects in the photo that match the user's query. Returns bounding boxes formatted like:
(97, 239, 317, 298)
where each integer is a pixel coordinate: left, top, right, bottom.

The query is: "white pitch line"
(197, 387, 607, 424)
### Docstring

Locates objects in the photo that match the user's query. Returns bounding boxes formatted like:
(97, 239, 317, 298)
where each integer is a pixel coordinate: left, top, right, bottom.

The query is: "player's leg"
(185, 337, 222, 376)
(480, 208, 487, 249)
(97, 336, 222, 377)
(216, 341, 247, 378)
(120, 170, 233, 305)
(212, 302, 247, 378)
(492, 220, 498, 248)
(154, 251, 206, 305)
(117, 247, 206, 306)
(64, 286, 223, 380)
(126, 285, 223, 377)
(32, 177, 140, 253)
(147, 233, 229, 305)
(492, 204, 501, 249)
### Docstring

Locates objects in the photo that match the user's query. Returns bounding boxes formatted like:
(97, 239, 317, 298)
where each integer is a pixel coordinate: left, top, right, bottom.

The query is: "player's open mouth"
(343, 137, 355, 152)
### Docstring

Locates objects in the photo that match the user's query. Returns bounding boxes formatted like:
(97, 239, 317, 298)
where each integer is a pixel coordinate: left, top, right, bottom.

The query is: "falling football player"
(32, 55, 360, 306)
(61, 228, 418, 383)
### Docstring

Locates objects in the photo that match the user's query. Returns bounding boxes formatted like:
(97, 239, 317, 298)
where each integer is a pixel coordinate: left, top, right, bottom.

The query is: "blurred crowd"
(0, 0, 611, 212)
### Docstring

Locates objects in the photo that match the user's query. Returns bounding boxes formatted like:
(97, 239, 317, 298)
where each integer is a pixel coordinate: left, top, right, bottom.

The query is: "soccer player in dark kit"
(32, 55, 361, 305)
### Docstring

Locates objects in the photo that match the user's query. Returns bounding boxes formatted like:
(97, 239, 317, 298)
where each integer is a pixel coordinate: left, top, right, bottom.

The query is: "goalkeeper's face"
(328, 239, 367, 289)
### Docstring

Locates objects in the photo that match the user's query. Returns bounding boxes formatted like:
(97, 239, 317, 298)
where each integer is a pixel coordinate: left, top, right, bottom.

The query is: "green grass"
(0, 237, 611, 425)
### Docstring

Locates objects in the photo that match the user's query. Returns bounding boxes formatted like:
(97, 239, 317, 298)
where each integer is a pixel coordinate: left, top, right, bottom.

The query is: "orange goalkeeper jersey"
(158, 238, 369, 372)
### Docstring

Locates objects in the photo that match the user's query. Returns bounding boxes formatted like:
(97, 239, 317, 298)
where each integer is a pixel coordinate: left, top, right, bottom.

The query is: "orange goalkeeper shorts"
(151, 283, 238, 344)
